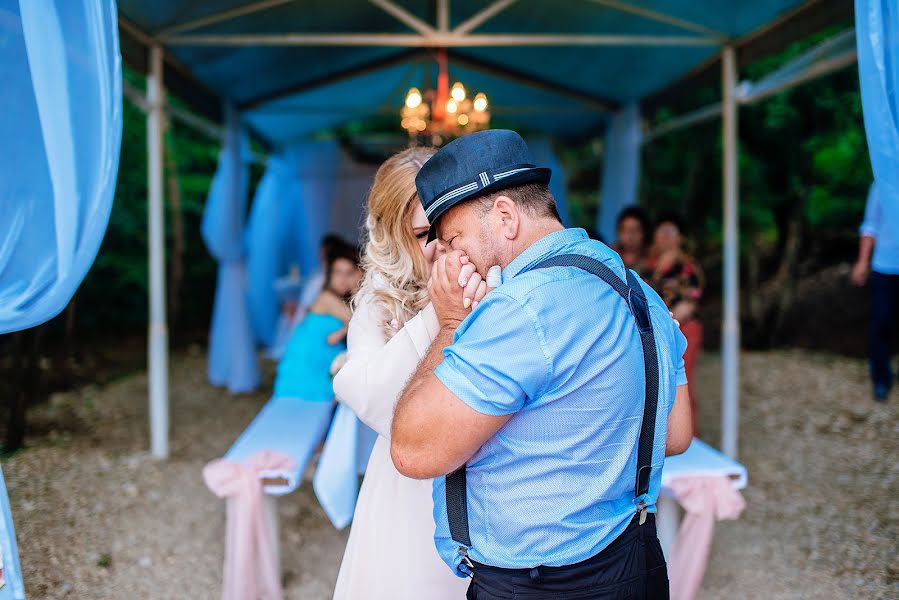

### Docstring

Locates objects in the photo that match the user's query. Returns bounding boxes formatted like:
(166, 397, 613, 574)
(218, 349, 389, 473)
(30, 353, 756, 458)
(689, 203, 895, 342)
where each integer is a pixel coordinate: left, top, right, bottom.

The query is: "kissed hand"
(429, 251, 488, 329)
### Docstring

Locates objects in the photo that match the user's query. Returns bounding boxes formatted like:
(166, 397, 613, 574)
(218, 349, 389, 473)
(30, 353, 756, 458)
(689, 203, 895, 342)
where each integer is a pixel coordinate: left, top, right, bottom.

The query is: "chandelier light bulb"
(451, 82, 466, 102)
(405, 88, 422, 109)
(400, 78, 490, 142)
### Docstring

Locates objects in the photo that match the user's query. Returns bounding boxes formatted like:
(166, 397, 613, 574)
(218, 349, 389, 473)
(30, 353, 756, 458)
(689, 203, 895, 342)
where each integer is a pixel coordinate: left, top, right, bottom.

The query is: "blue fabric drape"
(245, 141, 345, 350)
(0, 465, 23, 600)
(528, 138, 571, 227)
(856, 0, 899, 202)
(245, 150, 302, 347)
(596, 104, 643, 243)
(202, 110, 260, 393)
(0, 1, 122, 594)
(292, 140, 340, 279)
(0, 0, 122, 335)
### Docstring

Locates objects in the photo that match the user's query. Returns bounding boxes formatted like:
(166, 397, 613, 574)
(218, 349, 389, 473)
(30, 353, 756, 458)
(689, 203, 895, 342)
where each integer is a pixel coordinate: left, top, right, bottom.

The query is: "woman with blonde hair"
(332, 147, 483, 599)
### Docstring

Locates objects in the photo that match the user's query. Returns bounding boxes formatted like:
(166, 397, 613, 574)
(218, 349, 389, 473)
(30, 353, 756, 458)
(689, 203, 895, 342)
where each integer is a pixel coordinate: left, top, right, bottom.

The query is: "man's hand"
(851, 260, 870, 286)
(671, 301, 695, 324)
(429, 251, 485, 329)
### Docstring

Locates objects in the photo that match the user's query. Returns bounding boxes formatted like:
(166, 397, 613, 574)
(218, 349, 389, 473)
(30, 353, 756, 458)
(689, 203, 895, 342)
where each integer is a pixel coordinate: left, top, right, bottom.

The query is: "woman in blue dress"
(274, 243, 362, 400)
(224, 243, 363, 491)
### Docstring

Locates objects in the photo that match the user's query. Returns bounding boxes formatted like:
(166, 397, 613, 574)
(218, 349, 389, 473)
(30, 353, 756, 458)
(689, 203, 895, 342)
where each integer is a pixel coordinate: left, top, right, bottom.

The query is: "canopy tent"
(113, 0, 858, 459)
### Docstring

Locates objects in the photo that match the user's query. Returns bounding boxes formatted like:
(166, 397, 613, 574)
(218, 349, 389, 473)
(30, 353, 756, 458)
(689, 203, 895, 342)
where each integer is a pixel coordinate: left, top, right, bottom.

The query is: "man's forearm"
(857, 235, 875, 264)
(416, 325, 457, 379)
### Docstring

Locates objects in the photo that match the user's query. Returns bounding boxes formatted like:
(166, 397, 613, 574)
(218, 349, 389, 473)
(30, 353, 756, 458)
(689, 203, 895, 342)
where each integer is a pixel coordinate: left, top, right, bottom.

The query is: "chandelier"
(401, 50, 490, 145)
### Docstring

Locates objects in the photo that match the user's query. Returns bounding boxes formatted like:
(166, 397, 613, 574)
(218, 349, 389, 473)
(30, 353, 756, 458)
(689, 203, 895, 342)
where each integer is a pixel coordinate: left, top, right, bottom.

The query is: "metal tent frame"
(116, 0, 855, 460)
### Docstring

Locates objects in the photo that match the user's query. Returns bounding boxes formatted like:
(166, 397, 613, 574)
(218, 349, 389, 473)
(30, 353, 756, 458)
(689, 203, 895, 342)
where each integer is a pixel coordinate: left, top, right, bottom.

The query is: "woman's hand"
(671, 301, 695, 324)
(327, 325, 348, 346)
(330, 352, 348, 376)
(457, 257, 489, 310)
(422, 239, 445, 278)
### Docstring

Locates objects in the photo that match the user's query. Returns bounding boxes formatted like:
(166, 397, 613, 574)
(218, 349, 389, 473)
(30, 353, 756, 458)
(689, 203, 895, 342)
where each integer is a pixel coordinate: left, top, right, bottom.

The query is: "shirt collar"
(503, 228, 589, 280)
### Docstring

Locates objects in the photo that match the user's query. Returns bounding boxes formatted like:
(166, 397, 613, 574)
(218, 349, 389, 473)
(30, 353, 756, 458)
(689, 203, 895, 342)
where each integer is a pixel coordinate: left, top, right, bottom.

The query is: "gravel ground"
(5, 347, 898, 599)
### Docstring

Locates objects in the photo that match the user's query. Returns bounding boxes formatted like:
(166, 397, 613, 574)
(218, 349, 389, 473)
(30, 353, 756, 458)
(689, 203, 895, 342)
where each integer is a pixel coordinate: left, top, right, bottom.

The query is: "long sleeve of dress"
(333, 295, 439, 439)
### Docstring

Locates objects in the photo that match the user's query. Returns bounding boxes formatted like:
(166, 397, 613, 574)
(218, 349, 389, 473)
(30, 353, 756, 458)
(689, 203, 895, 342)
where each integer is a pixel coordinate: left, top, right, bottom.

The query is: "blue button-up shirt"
(860, 183, 899, 274)
(432, 228, 687, 575)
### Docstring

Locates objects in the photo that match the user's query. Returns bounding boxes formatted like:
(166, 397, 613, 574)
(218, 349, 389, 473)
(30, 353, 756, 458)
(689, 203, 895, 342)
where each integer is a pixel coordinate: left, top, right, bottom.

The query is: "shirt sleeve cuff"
(676, 369, 688, 387)
(435, 362, 518, 417)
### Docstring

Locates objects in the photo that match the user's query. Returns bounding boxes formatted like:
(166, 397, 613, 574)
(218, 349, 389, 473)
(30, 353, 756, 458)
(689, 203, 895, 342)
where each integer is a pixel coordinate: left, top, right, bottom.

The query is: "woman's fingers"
(471, 280, 488, 310)
(462, 272, 483, 308)
(458, 263, 477, 287)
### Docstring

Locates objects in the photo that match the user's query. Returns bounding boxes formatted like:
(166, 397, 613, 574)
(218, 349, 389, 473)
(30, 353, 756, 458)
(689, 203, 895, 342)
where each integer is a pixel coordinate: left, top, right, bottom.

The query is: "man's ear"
(493, 195, 520, 240)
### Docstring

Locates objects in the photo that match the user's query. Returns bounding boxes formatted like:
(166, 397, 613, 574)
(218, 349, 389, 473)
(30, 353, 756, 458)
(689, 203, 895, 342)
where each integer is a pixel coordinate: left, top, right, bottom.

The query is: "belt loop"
(528, 567, 541, 583)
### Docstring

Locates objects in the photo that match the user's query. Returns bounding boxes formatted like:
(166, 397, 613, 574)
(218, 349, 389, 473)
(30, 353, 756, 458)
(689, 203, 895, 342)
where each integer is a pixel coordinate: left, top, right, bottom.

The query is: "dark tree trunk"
(5, 332, 26, 453)
(5, 325, 47, 453)
(767, 194, 806, 345)
(164, 132, 185, 331)
(64, 295, 77, 361)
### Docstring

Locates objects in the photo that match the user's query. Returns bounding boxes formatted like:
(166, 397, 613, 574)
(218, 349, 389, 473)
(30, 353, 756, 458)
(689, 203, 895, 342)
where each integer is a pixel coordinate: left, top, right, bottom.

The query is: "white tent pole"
(369, 0, 436, 36)
(453, 0, 517, 35)
(147, 45, 170, 459)
(587, 0, 726, 39)
(156, 0, 297, 37)
(160, 32, 719, 47)
(437, 0, 449, 32)
(721, 45, 740, 459)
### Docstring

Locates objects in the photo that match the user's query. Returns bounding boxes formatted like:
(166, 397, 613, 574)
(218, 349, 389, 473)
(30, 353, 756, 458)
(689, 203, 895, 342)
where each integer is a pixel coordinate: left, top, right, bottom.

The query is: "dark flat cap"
(415, 129, 551, 241)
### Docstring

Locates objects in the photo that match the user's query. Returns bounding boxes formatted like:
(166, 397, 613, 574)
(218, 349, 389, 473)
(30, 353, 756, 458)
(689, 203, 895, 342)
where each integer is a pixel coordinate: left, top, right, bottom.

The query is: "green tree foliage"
(638, 26, 870, 256)
(75, 69, 221, 337)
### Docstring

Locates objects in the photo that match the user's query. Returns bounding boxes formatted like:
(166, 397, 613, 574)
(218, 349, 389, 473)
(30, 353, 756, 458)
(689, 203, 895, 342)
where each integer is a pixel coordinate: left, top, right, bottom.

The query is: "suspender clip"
(636, 500, 648, 525)
(458, 546, 474, 578)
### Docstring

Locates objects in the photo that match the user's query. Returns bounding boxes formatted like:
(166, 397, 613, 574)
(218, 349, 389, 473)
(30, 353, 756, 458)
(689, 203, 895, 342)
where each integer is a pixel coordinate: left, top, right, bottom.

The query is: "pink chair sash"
(203, 450, 296, 600)
(667, 475, 745, 600)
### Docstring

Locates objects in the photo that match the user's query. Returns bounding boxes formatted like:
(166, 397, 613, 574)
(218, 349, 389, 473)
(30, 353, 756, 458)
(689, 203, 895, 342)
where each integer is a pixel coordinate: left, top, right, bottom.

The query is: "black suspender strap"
(445, 253, 661, 559)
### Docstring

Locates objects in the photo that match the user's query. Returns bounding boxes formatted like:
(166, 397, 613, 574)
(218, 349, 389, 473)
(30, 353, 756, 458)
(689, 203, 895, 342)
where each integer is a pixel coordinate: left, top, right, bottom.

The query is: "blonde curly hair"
(356, 146, 436, 338)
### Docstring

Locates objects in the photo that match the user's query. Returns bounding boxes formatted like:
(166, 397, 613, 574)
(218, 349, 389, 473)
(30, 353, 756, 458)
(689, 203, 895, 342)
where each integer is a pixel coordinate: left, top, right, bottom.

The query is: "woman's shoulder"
(351, 290, 389, 326)
(311, 289, 347, 315)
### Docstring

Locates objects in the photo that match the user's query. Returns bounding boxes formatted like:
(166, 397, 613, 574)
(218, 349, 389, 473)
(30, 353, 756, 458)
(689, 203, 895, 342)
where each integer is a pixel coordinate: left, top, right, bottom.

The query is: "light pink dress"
(332, 294, 469, 599)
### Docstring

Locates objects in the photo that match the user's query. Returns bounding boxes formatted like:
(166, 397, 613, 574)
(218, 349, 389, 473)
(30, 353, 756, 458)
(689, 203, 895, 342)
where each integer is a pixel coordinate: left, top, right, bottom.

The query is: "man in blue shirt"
(852, 183, 899, 401)
(391, 130, 691, 599)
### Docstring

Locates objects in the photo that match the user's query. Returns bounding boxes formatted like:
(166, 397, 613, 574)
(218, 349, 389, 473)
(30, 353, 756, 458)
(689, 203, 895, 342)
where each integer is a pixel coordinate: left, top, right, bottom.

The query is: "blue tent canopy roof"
(118, 0, 853, 146)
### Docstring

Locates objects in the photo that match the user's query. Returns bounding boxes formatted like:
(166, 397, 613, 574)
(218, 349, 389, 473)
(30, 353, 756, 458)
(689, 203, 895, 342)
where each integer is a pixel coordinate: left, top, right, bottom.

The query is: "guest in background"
(851, 183, 899, 402)
(296, 233, 351, 320)
(613, 206, 651, 272)
(269, 234, 354, 359)
(274, 243, 362, 400)
(648, 212, 703, 437)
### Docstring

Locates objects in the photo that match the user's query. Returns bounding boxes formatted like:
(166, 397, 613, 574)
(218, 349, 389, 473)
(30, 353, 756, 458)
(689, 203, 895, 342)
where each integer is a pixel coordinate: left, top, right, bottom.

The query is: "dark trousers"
(466, 514, 668, 600)
(869, 272, 899, 390)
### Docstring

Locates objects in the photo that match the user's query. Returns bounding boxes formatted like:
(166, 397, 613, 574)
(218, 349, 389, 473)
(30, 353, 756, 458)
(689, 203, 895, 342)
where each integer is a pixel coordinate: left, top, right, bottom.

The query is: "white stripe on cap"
(493, 167, 531, 180)
(426, 181, 480, 219)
